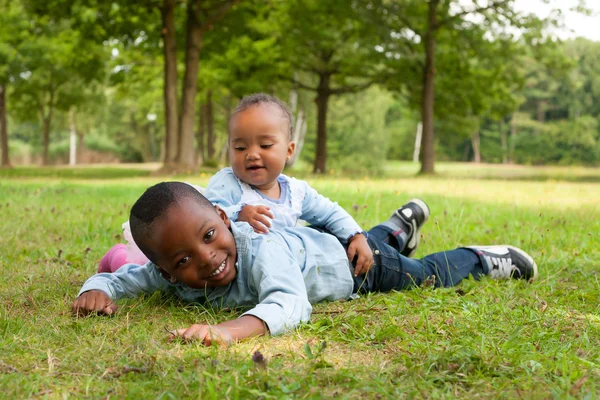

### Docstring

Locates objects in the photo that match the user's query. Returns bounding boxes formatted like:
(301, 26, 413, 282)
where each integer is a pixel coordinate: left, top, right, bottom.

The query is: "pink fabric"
(98, 244, 129, 273)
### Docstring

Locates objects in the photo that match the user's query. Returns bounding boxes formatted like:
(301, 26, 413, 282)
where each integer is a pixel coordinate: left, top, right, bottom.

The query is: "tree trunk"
(177, 0, 203, 167)
(0, 84, 10, 167)
(288, 108, 307, 167)
(412, 121, 423, 163)
(419, 0, 439, 175)
(41, 115, 52, 165)
(69, 107, 77, 166)
(196, 98, 205, 165)
(471, 130, 481, 163)
(222, 93, 232, 164)
(536, 99, 546, 123)
(206, 89, 215, 160)
(313, 74, 331, 174)
(510, 112, 517, 163)
(499, 119, 508, 164)
(161, 0, 179, 164)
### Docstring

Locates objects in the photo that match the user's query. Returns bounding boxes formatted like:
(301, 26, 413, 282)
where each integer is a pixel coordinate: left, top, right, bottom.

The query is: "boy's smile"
(144, 198, 238, 289)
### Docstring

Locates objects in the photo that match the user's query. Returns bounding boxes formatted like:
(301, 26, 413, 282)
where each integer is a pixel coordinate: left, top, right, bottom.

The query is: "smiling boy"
(73, 182, 538, 345)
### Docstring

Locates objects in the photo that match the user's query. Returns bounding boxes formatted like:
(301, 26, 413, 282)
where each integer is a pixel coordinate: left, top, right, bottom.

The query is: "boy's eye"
(234, 146, 246, 151)
(204, 229, 215, 242)
(260, 144, 274, 149)
(176, 256, 190, 268)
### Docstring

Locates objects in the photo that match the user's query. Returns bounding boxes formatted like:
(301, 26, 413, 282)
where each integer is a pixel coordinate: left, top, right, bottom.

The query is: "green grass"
(1, 164, 600, 398)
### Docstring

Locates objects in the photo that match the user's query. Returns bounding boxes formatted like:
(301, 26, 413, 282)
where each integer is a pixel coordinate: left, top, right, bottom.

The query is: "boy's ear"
(215, 205, 231, 228)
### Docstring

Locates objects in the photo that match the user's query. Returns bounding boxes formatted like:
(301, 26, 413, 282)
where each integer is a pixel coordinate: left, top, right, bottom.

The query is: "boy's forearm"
(217, 315, 268, 341)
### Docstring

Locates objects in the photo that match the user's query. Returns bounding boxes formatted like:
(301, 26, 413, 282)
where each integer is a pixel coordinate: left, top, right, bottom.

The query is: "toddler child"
(73, 182, 538, 346)
(99, 93, 424, 276)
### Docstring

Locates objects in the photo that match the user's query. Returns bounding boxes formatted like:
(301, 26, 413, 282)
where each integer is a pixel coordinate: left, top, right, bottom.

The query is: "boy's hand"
(238, 205, 274, 234)
(71, 290, 117, 316)
(347, 233, 373, 276)
(170, 324, 234, 346)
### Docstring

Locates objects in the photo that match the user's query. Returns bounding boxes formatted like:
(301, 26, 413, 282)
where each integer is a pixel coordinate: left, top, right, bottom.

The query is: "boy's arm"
(204, 168, 244, 221)
(72, 263, 169, 315)
(172, 236, 313, 344)
(171, 315, 267, 346)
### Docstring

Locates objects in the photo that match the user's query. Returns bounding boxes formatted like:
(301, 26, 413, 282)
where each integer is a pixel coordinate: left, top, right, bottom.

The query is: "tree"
(375, 0, 575, 174)
(0, 0, 30, 167)
(266, 0, 382, 173)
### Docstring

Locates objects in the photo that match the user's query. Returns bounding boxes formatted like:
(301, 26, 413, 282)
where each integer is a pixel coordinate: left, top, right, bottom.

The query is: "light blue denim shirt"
(78, 222, 355, 335)
(205, 167, 363, 242)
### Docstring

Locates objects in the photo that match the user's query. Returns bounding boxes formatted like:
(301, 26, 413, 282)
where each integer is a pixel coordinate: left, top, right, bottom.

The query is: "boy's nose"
(197, 247, 216, 268)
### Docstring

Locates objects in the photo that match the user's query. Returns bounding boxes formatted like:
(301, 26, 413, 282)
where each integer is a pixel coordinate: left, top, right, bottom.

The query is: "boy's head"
(130, 182, 238, 289)
(228, 93, 295, 192)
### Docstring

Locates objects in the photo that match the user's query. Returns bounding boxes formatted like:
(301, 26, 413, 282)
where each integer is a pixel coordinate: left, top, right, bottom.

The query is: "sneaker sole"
(403, 198, 430, 257)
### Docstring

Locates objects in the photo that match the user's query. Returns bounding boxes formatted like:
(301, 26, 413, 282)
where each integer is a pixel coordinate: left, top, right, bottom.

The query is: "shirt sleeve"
(299, 181, 363, 242)
(241, 236, 313, 336)
(77, 263, 171, 300)
(204, 168, 244, 221)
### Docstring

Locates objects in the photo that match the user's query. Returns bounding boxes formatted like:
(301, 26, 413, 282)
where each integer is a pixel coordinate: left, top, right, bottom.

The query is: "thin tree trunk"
(69, 107, 77, 166)
(413, 121, 423, 163)
(499, 119, 507, 164)
(536, 99, 546, 123)
(223, 93, 232, 164)
(161, 0, 179, 164)
(419, 0, 439, 174)
(510, 112, 517, 163)
(41, 115, 51, 165)
(313, 74, 331, 174)
(196, 98, 205, 165)
(288, 108, 307, 167)
(0, 84, 10, 167)
(206, 89, 215, 160)
(471, 130, 481, 163)
(177, 0, 203, 167)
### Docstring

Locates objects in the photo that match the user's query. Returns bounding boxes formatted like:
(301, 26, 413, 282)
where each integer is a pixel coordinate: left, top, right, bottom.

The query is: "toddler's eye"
(234, 146, 246, 151)
(176, 256, 190, 268)
(204, 229, 215, 242)
(260, 144, 274, 149)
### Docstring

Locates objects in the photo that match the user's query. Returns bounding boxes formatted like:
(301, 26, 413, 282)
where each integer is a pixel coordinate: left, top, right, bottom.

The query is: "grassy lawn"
(1, 163, 599, 398)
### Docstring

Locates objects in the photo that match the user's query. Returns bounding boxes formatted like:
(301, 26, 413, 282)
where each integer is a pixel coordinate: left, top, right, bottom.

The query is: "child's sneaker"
(467, 245, 538, 281)
(394, 198, 430, 257)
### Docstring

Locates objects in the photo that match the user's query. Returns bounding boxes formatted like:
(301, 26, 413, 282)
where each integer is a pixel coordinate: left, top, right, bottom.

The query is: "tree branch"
(437, 0, 510, 30)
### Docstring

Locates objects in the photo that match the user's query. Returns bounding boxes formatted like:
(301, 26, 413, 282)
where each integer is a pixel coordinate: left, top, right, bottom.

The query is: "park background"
(2, 0, 600, 398)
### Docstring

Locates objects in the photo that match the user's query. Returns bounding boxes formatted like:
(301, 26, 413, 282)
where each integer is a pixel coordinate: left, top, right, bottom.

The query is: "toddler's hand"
(238, 205, 274, 234)
(72, 290, 117, 316)
(347, 233, 374, 276)
(170, 324, 233, 346)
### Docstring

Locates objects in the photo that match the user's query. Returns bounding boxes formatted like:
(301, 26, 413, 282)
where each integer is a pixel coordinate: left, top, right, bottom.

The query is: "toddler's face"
(145, 198, 238, 289)
(228, 104, 295, 194)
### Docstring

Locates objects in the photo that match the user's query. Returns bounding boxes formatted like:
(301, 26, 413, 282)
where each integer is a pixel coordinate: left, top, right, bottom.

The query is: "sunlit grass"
(1, 164, 599, 398)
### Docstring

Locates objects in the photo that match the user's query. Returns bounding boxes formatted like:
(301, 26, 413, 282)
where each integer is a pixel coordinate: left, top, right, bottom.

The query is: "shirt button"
(374, 250, 380, 255)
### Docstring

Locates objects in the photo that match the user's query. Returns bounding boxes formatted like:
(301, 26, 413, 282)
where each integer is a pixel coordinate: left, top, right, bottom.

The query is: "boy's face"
(144, 198, 238, 289)
(228, 104, 295, 193)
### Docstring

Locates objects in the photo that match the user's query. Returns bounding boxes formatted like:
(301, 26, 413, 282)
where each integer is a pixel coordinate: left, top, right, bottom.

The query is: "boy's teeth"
(209, 261, 226, 277)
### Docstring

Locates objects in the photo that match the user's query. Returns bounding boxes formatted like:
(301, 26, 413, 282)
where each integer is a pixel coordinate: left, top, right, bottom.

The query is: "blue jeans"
(353, 225, 487, 293)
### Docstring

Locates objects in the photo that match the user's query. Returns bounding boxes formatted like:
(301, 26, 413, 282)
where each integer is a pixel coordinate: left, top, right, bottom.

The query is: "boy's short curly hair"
(230, 93, 293, 139)
(129, 182, 213, 263)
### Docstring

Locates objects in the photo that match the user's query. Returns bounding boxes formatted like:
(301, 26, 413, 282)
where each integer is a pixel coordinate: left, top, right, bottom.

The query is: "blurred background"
(0, 0, 598, 175)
